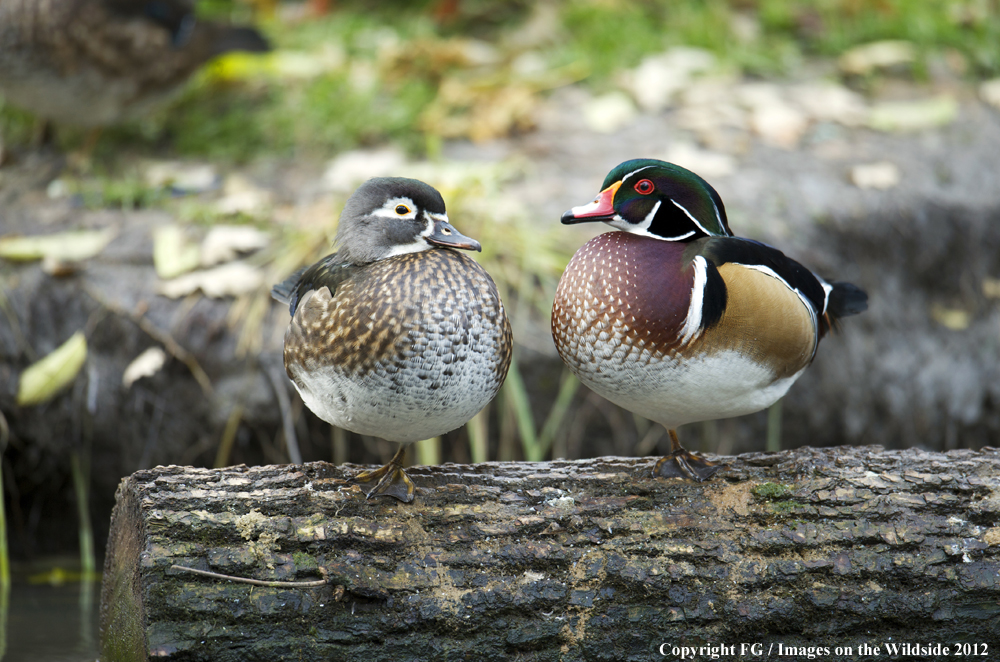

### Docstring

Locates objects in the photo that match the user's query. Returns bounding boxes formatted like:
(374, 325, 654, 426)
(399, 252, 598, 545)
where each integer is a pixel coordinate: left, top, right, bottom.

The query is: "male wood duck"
(0, 0, 269, 128)
(551, 159, 867, 481)
(273, 177, 512, 502)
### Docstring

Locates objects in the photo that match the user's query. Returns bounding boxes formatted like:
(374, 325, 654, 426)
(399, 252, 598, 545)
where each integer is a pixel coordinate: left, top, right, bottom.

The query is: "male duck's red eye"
(634, 179, 654, 195)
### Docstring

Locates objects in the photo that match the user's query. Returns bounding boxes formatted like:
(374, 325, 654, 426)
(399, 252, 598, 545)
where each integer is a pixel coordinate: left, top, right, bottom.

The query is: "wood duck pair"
(274, 162, 866, 501)
(0, 0, 268, 129)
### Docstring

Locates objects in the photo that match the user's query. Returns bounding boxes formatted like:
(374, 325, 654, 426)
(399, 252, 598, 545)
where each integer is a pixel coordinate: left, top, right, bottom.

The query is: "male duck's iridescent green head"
(561, 159, 732, 241)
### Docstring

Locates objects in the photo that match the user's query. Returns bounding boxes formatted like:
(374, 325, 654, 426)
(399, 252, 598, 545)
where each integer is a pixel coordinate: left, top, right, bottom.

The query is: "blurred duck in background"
(0, 0, 269, 145)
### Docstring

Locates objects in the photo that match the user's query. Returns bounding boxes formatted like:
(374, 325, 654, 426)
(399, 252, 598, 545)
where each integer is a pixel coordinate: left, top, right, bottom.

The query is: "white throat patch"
(382, 207, 450, 258)
(610, 200, 697, 242)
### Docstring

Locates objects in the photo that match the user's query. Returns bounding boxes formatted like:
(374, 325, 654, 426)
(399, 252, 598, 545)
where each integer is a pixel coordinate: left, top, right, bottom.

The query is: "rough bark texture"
(100, 446, 1000, 661)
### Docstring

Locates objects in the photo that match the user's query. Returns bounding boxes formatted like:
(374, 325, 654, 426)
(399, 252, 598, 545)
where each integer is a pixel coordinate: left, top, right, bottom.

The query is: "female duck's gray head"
(336, 177, 481, 265)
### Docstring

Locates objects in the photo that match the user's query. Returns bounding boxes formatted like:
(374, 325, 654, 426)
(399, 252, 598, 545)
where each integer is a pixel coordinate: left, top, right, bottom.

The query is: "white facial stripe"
(385, 211, 434, 257)
(818, 278, 833, 315)
(612, 211, 694, 241)
(381, 203, 442, 258)
(618, 201, 694, 241)
(417, 211, 436, 238)
(383, 238, 432, 257)
(671, 199, 714, 236)
(679, 256, 708, 345)
(636, 200, 661, 231)
(710, 198, 729, 235)
(620, 165, 656, 185)
(371, 196, 418, 220)
(661, 230, 696, 241)
(619, 226, 695, 242)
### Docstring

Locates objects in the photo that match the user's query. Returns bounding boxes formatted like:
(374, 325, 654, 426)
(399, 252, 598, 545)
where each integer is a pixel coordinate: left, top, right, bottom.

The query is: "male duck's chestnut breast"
(552, 232, 693, 363)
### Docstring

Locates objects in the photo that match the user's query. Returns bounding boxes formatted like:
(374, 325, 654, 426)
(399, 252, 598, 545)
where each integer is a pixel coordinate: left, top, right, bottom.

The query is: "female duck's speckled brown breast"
(284, 248, 511, 444)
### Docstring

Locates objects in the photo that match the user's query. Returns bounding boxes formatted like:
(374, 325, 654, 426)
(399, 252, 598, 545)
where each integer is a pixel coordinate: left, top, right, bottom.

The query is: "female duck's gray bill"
(427, 219, 482, 252)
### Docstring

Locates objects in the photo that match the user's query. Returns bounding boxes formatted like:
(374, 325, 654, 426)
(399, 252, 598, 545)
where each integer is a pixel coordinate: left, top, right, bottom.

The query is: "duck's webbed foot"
(652, 429, 727, 482)
(352, 445, 415, 503)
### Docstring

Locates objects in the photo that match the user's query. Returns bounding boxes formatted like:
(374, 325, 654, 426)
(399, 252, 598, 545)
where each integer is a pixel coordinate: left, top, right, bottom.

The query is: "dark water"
(3, 580, 99, 662)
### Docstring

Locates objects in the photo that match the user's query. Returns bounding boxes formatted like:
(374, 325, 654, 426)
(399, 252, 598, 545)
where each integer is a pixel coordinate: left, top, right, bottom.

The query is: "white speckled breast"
(552, 232, 813, 429)
(285, 249, 511, 443)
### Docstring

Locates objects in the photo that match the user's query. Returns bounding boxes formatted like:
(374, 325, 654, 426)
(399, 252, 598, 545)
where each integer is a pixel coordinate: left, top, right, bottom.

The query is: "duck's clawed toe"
(652, 428, 727, 482)
(353, 465, 415, 503)
(653, 450, 726, 482)
(351, 445, 415, 503)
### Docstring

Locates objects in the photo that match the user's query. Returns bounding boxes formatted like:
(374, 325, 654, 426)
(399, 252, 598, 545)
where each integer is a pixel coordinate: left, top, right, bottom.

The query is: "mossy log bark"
(100, 446, 1000, 661)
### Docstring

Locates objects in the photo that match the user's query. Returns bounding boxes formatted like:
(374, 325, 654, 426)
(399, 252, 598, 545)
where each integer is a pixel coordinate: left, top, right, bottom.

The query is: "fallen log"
(100, 445, 1000, 661)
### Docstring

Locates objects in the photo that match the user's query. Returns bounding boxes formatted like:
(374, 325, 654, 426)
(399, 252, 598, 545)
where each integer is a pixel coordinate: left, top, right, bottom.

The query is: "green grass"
(556, 0, 1000, 79)
(756, 0, 1000, 72)
(0, 103, 36, 148)
(556, 3, 674, 79)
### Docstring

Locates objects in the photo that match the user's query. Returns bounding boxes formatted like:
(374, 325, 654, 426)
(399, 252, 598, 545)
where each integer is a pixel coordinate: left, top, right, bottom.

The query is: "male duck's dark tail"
(823, 281, 868, 334)
(828, 281, 868, 319)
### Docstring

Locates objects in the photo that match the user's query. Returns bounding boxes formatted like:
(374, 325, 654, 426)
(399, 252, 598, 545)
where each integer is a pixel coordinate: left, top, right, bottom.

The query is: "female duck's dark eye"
(634, 179, 654, 195)
(395, 205, 410, 215)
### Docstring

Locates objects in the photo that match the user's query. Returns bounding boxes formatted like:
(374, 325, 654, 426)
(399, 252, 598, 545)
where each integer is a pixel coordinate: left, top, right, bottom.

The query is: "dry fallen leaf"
(867, 96, 959, 132)
(157, 261, 265, 299)
(17, 331, 88, 406)
(839, 40, 916, 76)
(930, 304, 971, 331)
(214, 175, 274, 217)
(980, 78, 1000, 110)
(200, 225, 271, 267)
(420, 77, 540, 142)
(749, 101, 809, 149)
(122, 346, 168, 388)
(144, 160, 218, 193)
(982, 277, 1000, 299)
(619, 47, 716, 112)
(322, 147, 407, 193)
(789, 83, 868, 126)
(153, 225, 201, 279)
(663, 142, 736, 179)
(0, 228, 116, 263)
(582, 91, 637, 134)
(850, 162, 901, 190)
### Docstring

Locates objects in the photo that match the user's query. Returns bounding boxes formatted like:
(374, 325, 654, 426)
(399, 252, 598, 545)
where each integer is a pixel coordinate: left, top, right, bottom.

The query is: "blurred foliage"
(756, 0, 1000, 69)
(3, 0, 995, 163)
(0, 103, 36, 151)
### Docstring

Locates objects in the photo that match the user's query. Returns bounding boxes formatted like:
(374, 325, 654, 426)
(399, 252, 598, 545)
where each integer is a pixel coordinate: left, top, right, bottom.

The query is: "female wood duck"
(551, 159, 867, 481)
(0, 0, 268, 128)
(273, 177, 512, 502)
